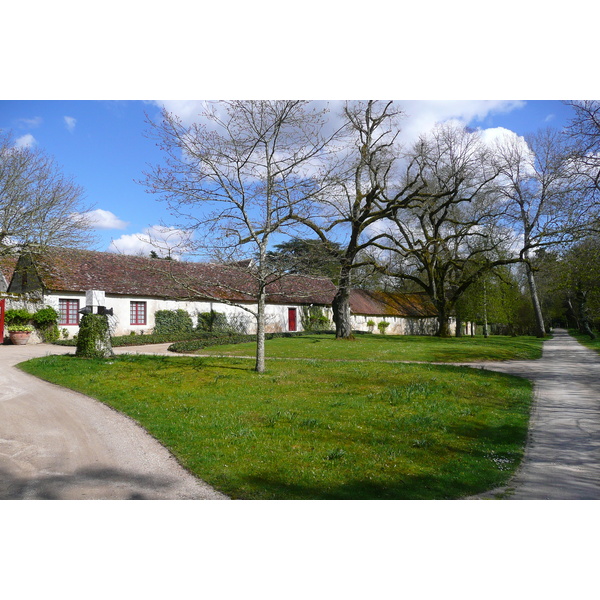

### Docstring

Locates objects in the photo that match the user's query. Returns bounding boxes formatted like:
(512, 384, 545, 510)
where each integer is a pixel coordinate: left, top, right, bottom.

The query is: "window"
(59, 299, 79, 325)
(130, 301, 146, 325)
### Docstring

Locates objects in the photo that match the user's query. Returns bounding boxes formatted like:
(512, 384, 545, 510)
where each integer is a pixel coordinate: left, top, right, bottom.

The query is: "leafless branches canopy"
(0, 131, 95, 256)
(144, 101, 342, 370)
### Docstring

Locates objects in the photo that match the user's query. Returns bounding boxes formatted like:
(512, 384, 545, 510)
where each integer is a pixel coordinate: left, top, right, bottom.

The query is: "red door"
(0, 299, 4, 341)
(288, 308, 297, 332)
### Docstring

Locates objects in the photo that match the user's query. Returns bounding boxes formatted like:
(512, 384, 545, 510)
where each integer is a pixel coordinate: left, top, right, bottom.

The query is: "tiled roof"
(0, 254, 18, 288)
(14, 247, 438, 317)
(23, 247, 338, 305)
(349, 289, 438, 318)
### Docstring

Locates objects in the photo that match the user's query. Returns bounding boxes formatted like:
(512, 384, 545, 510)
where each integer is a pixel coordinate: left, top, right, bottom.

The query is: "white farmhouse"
(6, 247, 446, 338)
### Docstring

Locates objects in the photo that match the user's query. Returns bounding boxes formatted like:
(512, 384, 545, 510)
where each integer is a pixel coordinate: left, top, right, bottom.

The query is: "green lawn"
(569, 329, 600, 354)
(188, 333, 544, 363)
(19, 340, 536, 499)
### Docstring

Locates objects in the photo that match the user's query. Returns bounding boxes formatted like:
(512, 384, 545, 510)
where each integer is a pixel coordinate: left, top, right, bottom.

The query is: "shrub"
(154, 309, 194, 335)
(377, 321, 390, 335)
(76, 314, 113, 358)
(300, 306, 331, 331)
(4, 308, 34, 326)
(367, 319, 375, 333)
(32, 307, 59, 327)
(197, 310, 228, 332)
(32, 307, 60, 342)
(168, 330, 307, 353)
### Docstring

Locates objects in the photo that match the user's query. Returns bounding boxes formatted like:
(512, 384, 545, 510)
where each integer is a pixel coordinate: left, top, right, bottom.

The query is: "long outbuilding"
(5, 247, 451, 338)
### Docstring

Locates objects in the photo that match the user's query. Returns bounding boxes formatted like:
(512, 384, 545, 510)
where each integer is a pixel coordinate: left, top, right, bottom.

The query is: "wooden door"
(288, 308, 297, 332)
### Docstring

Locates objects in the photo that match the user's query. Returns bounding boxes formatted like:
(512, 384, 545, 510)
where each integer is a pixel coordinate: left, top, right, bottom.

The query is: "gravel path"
(468, 329, 600, 499)
(0, 344, 228, 500)
(3, 329, 598, 500)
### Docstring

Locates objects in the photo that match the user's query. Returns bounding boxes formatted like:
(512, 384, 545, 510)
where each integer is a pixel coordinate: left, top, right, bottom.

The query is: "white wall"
(45, 291, 459, 338)
(351, 313, 443, 335)
(45, 292, 316, 337)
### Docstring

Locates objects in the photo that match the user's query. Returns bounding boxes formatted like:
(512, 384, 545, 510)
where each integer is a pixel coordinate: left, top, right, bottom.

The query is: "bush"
(377, 321, 390, 335)
(300, 306, 331, 331)
(168, 331, 307, 353)
(4, 308, 34, 326)
(76, 314, 113, 358)
(32, 307, 59, 327)
(154, 309, 194, 335)
(32, 307, 60, 342)
(197, 310, 229, 332)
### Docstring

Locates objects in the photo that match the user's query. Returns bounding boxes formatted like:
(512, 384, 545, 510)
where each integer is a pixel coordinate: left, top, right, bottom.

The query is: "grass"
(19, 342, 535, 500)
(185, 333, 544, 363)
(569, 329, 600, 354)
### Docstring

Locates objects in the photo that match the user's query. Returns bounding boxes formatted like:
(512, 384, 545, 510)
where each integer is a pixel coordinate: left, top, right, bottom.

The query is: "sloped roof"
(11, 247, 438, 318)
(349, 289, 438, 318)
(17, 247, 338, 305)
(0, 254, 18, 290)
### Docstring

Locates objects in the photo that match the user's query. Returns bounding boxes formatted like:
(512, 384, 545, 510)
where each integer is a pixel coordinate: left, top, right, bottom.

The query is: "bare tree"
(375, 123, 519, 336)
(143, 101, 339, 372)
(564, 100, 600, 191)
(492, 128, 594, 336)
(0, 131, 94, 256)
(292, 100, 425, 338)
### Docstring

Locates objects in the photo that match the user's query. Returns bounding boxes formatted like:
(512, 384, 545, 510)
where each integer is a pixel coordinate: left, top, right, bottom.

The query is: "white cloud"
(153, 100, 526, 148)
(108, 225, 193, 259)
(64, 116, 77, 132)
(398, 100, 527, 146)
(478, 126, 526, 147)
(81, 209, 129, 230)
(17, 116, 43, 128)
(14, 133, 37, 148)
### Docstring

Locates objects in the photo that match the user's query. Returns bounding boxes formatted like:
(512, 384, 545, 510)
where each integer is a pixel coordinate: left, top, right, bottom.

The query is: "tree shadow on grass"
(235, 471, 492, 500)
(0, 466, 192, 500)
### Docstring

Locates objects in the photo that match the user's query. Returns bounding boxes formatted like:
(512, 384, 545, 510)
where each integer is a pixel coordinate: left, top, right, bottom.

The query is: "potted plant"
(7, 324, 34, 345)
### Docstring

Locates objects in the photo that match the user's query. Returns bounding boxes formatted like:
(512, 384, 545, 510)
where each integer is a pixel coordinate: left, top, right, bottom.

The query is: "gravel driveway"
(3, 329, 598, 500)
(0, 343, 228, 500)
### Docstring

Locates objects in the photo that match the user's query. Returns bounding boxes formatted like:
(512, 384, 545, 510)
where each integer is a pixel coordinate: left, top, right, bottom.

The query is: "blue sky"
(0, 99, 579, 257)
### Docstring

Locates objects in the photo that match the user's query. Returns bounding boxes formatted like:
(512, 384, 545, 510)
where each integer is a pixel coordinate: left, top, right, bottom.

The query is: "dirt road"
(0, 344, 228, 500)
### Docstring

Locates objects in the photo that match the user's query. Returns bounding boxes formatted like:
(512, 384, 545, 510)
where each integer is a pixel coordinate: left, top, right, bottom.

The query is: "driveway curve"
(469, 329, 600, 500)
(0, 343, 228, 500)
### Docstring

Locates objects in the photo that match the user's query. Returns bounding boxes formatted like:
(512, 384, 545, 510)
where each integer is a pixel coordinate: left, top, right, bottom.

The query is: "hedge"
(168, 331, 313, 353)
(154, 309, 194, 334)
(53, 331, 213, 348)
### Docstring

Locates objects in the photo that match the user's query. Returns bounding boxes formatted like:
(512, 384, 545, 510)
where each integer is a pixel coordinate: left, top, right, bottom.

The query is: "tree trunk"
(576, 290, 596, 340)
(455, 312, 463, 338)
(435, 302, 451, 337)
(525, 263, 546, 337)
(482, 279, 489, 338)
(332, 286, 353, 339)
(332, 267, 354, 339)
(255, 288, 266, 373)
